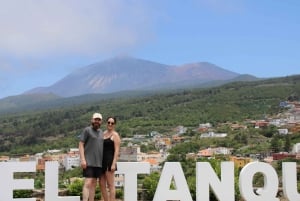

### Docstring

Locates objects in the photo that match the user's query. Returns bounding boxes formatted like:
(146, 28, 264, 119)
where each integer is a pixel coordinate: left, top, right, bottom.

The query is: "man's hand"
(81, 160, 87, 169)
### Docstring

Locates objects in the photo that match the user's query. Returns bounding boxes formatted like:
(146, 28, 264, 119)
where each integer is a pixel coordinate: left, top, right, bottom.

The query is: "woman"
(100, 116, 121, 201)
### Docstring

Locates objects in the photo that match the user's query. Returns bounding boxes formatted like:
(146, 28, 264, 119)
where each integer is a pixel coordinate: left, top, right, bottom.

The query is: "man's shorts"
(82, 166, 102, 178)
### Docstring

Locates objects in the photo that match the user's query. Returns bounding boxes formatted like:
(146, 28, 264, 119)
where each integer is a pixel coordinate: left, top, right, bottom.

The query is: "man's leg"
(82, 177, 97, 201)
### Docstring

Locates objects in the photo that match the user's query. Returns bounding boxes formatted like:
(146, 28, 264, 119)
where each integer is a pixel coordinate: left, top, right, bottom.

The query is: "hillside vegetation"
(0, 75, 299, 155)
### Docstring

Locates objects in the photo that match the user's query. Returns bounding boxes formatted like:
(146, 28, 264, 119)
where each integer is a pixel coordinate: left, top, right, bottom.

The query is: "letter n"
(196, 161, 234, 201)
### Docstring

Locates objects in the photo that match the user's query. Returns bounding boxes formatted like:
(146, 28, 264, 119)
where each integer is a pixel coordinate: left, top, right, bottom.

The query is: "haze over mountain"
(25, 56, 246, 97)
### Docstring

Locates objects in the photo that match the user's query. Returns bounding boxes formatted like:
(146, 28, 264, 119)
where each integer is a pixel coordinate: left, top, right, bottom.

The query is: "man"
(79, 113, 104, 201)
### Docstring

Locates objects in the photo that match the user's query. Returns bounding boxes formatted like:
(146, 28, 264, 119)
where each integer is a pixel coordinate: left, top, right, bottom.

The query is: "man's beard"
(92, 122, 100, 130)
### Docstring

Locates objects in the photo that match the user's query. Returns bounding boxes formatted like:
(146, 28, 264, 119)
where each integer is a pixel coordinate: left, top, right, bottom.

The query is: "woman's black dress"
(102, 137, 116, 172)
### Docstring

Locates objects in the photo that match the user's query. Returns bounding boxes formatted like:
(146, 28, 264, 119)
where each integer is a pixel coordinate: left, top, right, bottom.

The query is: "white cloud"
(0, 0, 161, 98)
(0, 0, 156, 58)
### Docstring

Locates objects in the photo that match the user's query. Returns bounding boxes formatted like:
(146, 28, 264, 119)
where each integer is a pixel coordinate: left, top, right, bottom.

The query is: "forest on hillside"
(0, 75, 300, 155)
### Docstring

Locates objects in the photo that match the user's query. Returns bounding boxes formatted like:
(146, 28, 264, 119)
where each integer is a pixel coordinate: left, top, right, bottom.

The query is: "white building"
(114, 174, 124, 188)
(174, 126, 187, 135)
(200, 131, 227, 138)
(214, 147, 232, 155)
(199, 123, 212, 129)
(119, 145, 141, 162)
(278, 128, 289, 135)
(63, 154, 80, 170)
(292, 143, 300, 154)
(269, 118, 287, 127)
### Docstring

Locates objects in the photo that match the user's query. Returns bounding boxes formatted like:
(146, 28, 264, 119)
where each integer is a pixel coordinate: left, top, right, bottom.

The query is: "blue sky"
(0, 0, 299, 99)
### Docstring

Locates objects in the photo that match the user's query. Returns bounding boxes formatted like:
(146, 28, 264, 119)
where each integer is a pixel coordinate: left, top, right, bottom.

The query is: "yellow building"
(230, 156, 252, 169)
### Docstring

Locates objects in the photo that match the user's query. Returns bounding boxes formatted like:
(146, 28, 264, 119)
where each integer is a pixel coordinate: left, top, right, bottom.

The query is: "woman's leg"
(106, 171, 116, 201)
(100, 174, 109, 201)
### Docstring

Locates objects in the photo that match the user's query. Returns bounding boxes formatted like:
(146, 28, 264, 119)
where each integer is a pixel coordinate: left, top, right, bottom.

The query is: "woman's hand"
(111, 163, 116, 171)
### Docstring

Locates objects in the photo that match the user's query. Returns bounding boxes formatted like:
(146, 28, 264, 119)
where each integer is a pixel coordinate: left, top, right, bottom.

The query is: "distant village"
(1, 101, 300, 191)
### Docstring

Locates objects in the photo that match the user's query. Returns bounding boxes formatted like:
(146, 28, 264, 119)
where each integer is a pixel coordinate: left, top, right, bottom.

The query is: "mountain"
(0, 93, 61, 114)
(25, 56, 246, 97)
(0, 56, 261, 114)
(1, 74, 300, 155)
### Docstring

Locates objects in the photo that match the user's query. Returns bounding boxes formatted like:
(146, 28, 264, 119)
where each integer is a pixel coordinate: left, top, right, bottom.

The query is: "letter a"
(153, 162, 193, 201)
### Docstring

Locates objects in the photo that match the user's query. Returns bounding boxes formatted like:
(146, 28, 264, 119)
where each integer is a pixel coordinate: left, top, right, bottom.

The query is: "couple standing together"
(79, 112, 121, 201)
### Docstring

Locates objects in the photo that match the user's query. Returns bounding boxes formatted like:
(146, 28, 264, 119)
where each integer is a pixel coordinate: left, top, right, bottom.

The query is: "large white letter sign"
(115, 162, 150, 201)
(239, 162, 279, 201)
(153, 162, 193, 201)
(0, 161, 36, 201)
(282, 162, 300, 200)
(44, 161, 79, 201)
(196, 161, 234, 201)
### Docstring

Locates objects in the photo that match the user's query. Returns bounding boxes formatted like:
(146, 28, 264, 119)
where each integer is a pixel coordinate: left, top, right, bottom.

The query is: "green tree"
(284, 135, 291, 152)
(270, 134, 281, 153)
(116, 188, 124, 200)
(14, 190, 33, 198)
(142, 172, 160, 200)
(261, 125, 278, 138)
(67, 178, 102, 200)
(67, 179, 83, 197)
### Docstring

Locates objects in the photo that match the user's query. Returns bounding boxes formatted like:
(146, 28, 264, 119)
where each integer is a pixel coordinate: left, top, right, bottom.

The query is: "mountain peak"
(25, 57, 244, 97)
